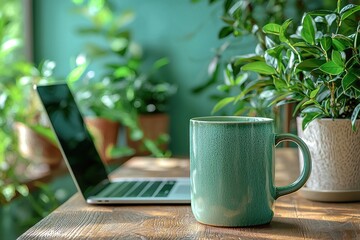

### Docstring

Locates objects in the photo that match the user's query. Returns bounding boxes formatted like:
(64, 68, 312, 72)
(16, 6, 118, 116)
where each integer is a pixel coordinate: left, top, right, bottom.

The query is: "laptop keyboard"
(102, 181, 176, 198)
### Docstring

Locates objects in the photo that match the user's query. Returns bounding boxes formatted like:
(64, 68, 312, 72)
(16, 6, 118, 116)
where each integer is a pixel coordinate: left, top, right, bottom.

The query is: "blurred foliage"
(71, 0, 177, 116)
(0, 0, 59, 204)
(0, 1, 72, 231)
(0, 0, 30, 204)
(71, 0, 175, 157)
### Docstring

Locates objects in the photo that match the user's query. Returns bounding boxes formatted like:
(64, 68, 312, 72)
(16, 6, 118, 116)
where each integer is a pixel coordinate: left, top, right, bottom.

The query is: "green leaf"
(221, 16, 235, 25)
(153, 57, 169, 70)
(340, 4, 360, 21)
(2, 185, 16, 202)
(273, 77, 287, 90)
(342, 72, 358, 91)
(234, 79, 273, 103)
(241, 62, 276, 75)
(143, 139, 164, 158)
(212, 97, 235, 113)
(351, 77, 360, 92)
(234, 54, 264, 66)
(107, 145, 134, 158)
(319, 61, 344, 75)
(85, 43, 108, 58)
(325, 13, 337, 27)
(351, 103, 360, 131)
(332, 35, 353, 51)
(302, 99, 315, 106)
(302, 106, 324, 114)
(115, 10, 135, 28)
(16, 185, 29, 197)
(320, 36, 332, 51)
(304, 77, 316, 90)
(265, 36, 276, 49)
(234, 73, 249, 85)
(310, 87, 320, 98)
(308, 10, 334, 16)
(279, 19, 293, 43)
(262, 23, 281, 35)
(218, 26, 233, 38)
(302, 112, 322, 130)
(292, 42, 321, 55)
(266, 45, 284, 58)
(332, 38, 346, 51)
(296, 59, 326, 71)
(217, 84, 231, 92)
(114, 66, 134, 78)
(66, 64, 88, 84)
(129, 128, 143, 141)
(268, 92, 294, 107)
(331, 51, 344, 67)
(29, 125, 58, 146)
(301, 14, 316, 45)
(293, 99, 308, 116)
(110, 38, 129, 54)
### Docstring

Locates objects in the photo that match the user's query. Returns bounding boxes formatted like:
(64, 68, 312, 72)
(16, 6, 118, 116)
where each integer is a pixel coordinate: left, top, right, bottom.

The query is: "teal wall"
(33, 0, 254, 156)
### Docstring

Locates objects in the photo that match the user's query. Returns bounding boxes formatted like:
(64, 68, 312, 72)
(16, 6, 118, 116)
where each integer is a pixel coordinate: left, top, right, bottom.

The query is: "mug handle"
(274, 133, 311, 199)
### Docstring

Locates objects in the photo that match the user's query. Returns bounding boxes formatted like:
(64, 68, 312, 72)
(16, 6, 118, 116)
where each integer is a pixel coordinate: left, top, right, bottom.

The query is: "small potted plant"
(67, 58, 137, 162)
(194, 0, 328, 132)
(0, 1, 38, 203)
(214, 1, 360, 200)
(119, 58, 177, 156)
(69, 56, 175, 159)
(14, 60, 63, 169)
(72, 0, 176, 158)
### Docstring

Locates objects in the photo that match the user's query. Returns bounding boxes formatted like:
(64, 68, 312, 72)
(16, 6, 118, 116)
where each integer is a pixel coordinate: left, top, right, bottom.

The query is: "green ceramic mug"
(190, 116, 311, 227)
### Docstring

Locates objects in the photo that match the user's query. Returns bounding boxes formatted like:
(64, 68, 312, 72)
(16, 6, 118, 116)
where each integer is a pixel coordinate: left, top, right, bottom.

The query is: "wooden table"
(19, 149, 360, 239)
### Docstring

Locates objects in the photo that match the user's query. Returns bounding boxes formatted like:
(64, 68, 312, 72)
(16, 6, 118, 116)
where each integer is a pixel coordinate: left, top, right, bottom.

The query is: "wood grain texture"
(19, 149, 360, 240)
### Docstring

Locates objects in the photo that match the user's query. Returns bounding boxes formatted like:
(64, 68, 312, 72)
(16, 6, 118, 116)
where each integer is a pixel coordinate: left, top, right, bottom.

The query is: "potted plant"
(69, 57, 175, 159)
(0, 3, 68, 234)
(213, 1, 360, 200)
(14, 60, 63, 169)
(120, 58, 177, 156)
(67, 59, 137, 162)
(71, 0, 176, 158)
(193, 0, 331, 133)
(0, 0, 52, 203)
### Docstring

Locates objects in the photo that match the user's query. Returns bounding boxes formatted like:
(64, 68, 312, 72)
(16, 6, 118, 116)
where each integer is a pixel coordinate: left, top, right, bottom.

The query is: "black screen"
(36, 83, 109, 198)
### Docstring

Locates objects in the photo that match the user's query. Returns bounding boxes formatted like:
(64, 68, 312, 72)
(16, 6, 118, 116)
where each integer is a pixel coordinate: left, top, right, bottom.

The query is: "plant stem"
(355, 23, 360, 49)
(337, 0, 341, 13)
(330, 81, 336, 116)
(287, 43, 302, 62)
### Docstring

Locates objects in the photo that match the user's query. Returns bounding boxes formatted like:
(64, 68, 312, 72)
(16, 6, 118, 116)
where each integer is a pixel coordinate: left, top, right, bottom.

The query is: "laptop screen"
(36, 83, 109, 198)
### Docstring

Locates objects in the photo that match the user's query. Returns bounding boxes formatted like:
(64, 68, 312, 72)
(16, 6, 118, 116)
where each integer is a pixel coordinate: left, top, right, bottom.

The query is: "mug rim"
(190, 116, 273, 124)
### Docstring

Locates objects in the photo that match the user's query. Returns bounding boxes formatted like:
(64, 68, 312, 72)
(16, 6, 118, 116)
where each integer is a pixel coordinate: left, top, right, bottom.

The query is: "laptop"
(35, 83, 190, 204)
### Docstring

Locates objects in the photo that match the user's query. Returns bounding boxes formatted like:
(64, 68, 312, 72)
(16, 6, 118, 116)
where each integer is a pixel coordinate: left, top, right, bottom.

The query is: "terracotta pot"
(84, 117, 120, 163)
(15, 122, 62, 169)
(127, 113, 169, 156)
(297, 118, 360, 191)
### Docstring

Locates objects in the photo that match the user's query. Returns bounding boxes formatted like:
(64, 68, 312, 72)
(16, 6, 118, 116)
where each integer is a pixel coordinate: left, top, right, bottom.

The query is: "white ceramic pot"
(297, 118, 360, 191)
